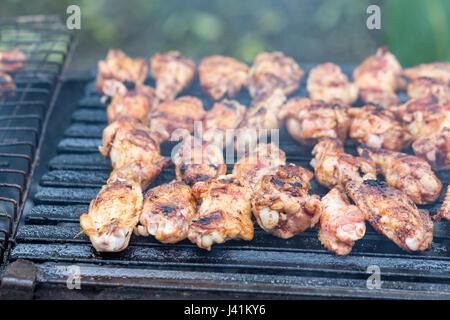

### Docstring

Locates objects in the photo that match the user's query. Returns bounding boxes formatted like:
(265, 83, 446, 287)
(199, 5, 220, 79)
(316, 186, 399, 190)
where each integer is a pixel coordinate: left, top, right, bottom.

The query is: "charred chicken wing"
(172, 135, 227, 186)
(252, 164, 321, 238)
(96, 49, 148, 97)
(318, 187, 366, 255)
(358, 146, 442, 204)
(278, 97, 351, 146)
(135, 180, 196, 243)
(413, 126, 450, 171)
(403, 62, 450, 83)
(407, 77, 449, 103)
(150, 51, 196, 101)
(307, 63, 358, 104)
(348, 105, 412, 150)
(188, 175, 254, 250)
(248, 51, 304, 98)
(198, 55, 249, 100)
(435, 185, 450, 221)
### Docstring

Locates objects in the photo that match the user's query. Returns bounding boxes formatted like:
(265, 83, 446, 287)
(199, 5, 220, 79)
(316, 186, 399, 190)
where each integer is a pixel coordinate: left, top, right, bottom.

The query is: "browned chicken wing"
(149, 96, 206, 142)
(135, 180, 196, 243)
(252, 164, 321, 238)
(346, 179, 433, 252)
(80, 175, 143, 252)
(99, 118, 170, 188)
(202, 99, 246, 147)
(172, 135, 227, 186)
(403, 62, 450, 83)
(248, 51, 304, 98)
(413, 126, 450, 171)
(358, 146, 442, 204)
(150, 51, 196, 101)
(348, 105, 412, 150)
(188, 175, 254, 250)
(353, 47, 403, 107)
(435, 185, 450, 221)
(233, 142, 286, 187)
(96, 49, 148, 97)
(198, 55, 249, 100)
(0, 48, 26, 71)
(318, 187, 366, 255)
(278, 97, 351, 146)
(0, 72, 15, 97)
(307, 63, 358, 104)
(407, 77, 450, 103)
(106, 84, 159, 124)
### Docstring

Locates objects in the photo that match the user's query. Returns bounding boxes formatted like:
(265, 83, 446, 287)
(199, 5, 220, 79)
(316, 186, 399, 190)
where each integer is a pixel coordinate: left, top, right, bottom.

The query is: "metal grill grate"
(0, 15, 75, 263)
(3, 66, 450, 299)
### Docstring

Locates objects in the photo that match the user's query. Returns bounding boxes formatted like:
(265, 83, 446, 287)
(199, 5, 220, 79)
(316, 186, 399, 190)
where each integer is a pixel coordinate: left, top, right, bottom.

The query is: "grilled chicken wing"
(188, 175, 254, 250)
(235, 88, 286, 151)
(353, 47, 403, 107)
(407, 77, 450, 103)
(198, 55, 249, 100)
(80, 176, 143, 252)
(346, 179, 433, 252)
(106, 84, 159, 124)
(0, 48, 26, 71)
(232, 142, 286, 187)
(413, 126, 450, 171)
(435, 185, 450, 221)
(149, 96, 206, 142)
(96, 49, 148, 97)
(172, 135, 227, 186)
(310, 138, 377, 189)
(202, 99, 246, 147)
(403, 62, 450, 83)
(0, 72, 15, 97)
(318, 187, 366, 255)
(358, 146, 442, 204)
(307, 63, 358, 104)
(278, 97, 350, 146)
(99, 118, 170, 188)
(135, 180, 196, 243)
(348, 105, 412, 150)
(248, 51, 304, 98)
(252, 164, 321, 238)
(150, 51, 196, 101)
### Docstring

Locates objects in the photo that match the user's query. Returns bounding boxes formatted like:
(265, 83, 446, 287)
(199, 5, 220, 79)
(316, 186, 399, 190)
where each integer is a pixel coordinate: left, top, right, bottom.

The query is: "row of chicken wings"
(79, 46, 449, 256)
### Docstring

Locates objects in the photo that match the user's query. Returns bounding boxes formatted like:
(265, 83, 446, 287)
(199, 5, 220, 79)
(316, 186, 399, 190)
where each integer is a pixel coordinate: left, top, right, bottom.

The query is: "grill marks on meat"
(278, 97, 351, 146)
(435, 185, 450, 222)
(188, 175, 254, 250)
(150, 51, 196, 101)
(199, 55, 249, 100)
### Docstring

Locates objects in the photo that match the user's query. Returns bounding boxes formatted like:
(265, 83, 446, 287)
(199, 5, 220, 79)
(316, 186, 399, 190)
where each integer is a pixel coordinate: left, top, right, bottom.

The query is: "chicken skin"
(150, 51, 196, 101)
(198, 55, 249, 100)
(307, 63, 358, 105)
(407, 77, 449, 103)
(135, 180, 196, 243)
(80, 176, 143, 252)
(318, 187, 366, 255)
(310, 138, 377, 190)
(235, 88, 286, 151)
(232, 142, 286, 187)
(413, 126, 450, 171)
(172, 135, 227, 186)
(99, 118, 170, 188)
(248, 51, 304, 98)
(348, 105, 412, 151)
(353, 47, 403, 107)
(278, 97, 351, 146)
(106, 84, 159, 124)
(358, 146, 442, 204)
(188, 175, 254, 250)
(202, 99, 246, 147)
(0, 48, 26, 71)
(403, 62, 450, 83)
(251, 164, 321, 238)
(149, 96, 206, 142)
(96, 49, 148, 97)
(346, 179, 433, 252)
(435, 185, 450, 221)
(0, 72, 15, 97)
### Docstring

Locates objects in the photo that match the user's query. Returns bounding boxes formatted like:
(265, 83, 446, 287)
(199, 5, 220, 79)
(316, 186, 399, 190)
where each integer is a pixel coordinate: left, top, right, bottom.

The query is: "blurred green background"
(1, 0, 449, 70)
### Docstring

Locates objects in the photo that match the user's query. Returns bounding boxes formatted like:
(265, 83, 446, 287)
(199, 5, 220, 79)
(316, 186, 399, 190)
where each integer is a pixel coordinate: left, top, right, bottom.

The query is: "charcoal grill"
(0, 39, 449, 298)
(0, 15, 75, 265)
